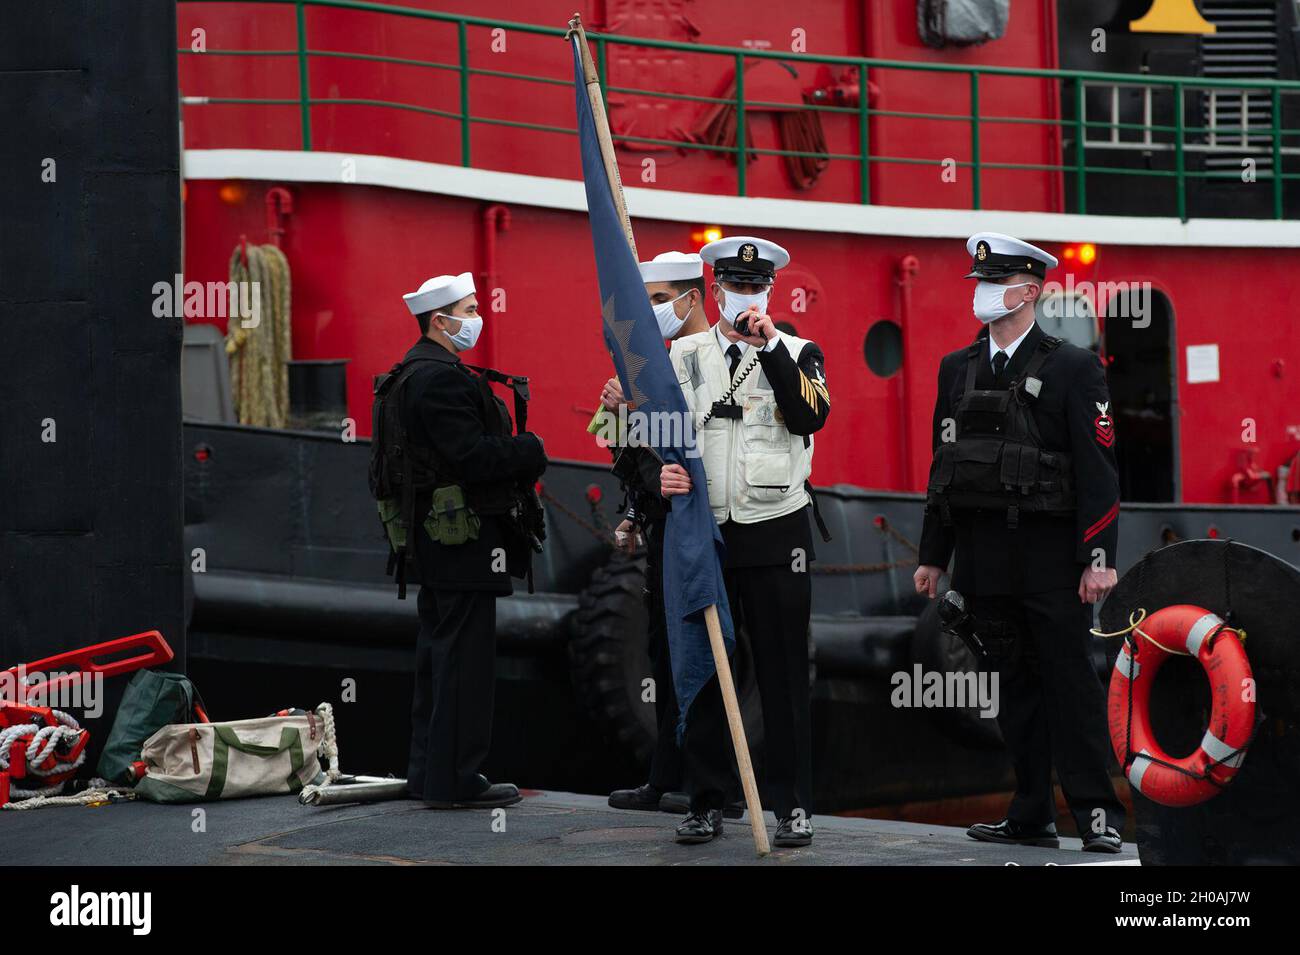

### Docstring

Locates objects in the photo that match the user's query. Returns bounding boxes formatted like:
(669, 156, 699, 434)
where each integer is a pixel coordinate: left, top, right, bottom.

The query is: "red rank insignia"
(1094, 401, 1114, 447)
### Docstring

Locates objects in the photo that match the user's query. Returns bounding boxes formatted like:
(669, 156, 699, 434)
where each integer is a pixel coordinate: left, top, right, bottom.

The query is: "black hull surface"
(183, 422, 1300, 818)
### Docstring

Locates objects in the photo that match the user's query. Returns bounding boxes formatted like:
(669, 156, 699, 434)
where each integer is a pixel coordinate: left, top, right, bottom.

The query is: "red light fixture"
(218, 182, 247, 205)
(690, 226, 723, 249)
(1061, 242, 1098, 266)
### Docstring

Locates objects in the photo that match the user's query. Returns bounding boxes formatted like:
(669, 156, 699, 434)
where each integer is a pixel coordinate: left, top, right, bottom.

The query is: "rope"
(1089, 607, 1148, 639)
(540, 487, 613, 546)
(297, 702, 343, 805)
(2, 782, 136, 811)
(777, 110, 830, 190)
(315, 702, 341, 783)
(812, 517, 919, 575)
(226, 242, 292, 428)
(0, 709, 91, 804)
(1092, 606, 1246, 651)
(876, 516, 920, 556)
(813, 559, 913, 575)
(688, 70, 830, 190)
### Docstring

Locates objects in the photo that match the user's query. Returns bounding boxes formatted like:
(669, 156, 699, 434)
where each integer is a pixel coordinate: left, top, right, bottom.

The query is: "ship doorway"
(1103, 287, 1178, 503)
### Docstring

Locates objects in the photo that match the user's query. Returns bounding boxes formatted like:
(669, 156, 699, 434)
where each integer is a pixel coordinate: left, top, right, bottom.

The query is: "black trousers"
(406, 587, 498, 802)
(681, 563, 812, 820)
(643, 522, 682, 792)
(973, 587, 1126, 836)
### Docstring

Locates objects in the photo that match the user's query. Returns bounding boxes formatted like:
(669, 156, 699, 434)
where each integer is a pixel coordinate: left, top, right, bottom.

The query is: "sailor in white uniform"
(660, 236, 831, 848)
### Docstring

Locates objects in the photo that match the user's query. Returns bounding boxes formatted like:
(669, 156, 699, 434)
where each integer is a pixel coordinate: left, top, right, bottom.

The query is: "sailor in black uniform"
(383, 272, 548, 809)
(602, 251, 711, 816)
(914, 233, 1126, 853)
(660, 236, 831, 848)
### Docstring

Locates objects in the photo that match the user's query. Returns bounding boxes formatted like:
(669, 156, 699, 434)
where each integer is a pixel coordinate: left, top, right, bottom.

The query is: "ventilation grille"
(1199, 2, 1280, 170)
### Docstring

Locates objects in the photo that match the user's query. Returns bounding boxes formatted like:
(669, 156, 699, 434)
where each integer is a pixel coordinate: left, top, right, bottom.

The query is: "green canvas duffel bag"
(133, 710, 328, 804)
(97, 669, 205, 784)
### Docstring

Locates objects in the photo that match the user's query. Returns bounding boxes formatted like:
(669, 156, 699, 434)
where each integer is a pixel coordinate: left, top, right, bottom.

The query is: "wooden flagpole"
(569, 14, 637, 257)
(568, 13, 770, 857)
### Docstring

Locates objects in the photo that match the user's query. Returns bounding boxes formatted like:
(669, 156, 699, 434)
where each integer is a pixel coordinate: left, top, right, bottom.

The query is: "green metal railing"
(177, 0, 1300, 220)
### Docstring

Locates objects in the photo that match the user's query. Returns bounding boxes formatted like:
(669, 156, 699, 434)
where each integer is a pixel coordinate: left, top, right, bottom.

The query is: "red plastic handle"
(3, 630, 174, 703)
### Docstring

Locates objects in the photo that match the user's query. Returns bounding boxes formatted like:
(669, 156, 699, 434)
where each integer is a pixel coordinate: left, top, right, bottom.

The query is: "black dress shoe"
(1081, 827, 1123, 854)
(658, 790, 690, 814)
(424, 779, 521, 809)
(722, 800, 745, 820)
(675, 809, 723, 844)
(609, 783, 663, 811)
(774, 816, 813, 848)
(966, 818, 1060, 848)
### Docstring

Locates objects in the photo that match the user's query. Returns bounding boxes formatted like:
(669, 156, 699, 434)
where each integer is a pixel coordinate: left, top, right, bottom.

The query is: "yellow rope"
(1090, 606, 1245, 656)
(1089, 607, 1147, 639)
(225, 243, 293, 427)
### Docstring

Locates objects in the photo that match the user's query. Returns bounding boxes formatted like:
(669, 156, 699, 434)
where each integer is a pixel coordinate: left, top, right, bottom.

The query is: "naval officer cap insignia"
(638, 250, 704, 284)
(700, 235, 790, 286)
(403, 271, 475, 316)
(964, 232, 1058, 281)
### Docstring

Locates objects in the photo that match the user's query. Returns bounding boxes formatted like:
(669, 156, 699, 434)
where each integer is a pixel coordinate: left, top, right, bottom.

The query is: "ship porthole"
(864, 319, 903, 377)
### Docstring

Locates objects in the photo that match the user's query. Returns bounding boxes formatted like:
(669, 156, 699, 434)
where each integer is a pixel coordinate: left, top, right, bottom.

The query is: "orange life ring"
(1107, 604, 1254, 808)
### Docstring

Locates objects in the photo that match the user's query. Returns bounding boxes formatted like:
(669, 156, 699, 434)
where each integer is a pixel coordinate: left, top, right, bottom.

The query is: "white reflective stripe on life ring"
(1185, 613, 1224, 658)
(1200, 730, 1246, 769)
(1115, 643, 1140, 679)
(1127, 749, 1154, 793)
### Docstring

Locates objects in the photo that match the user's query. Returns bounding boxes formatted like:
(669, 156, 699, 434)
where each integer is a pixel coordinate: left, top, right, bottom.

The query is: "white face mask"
(436, 312, 483, 351)
(651, 290, 694, 339)
(972, 281, 1032, 324)
(720, 288, 769, 326)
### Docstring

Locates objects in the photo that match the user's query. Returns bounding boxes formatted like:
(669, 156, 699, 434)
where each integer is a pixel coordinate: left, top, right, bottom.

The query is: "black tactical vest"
(369, 357, 540, 597)
(926, 334, 1075, 528)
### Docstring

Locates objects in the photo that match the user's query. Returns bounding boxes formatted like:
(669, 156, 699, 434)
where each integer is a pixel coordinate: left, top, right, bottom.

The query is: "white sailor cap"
(402, 271, 476, 316)
(638, 251, 704, 284)
(700, 235, 790, 285)
(965, 232, 1058, 280)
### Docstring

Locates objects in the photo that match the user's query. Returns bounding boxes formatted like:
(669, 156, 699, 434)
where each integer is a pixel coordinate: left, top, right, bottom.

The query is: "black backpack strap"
(805, 480, 832, 542)
(466, 364, 531, 434)
(1015, 334, 1061, 387)
(1009, 334, 1062, 446)
(378, 356, 441, 601)
(962, 340, 983, 395)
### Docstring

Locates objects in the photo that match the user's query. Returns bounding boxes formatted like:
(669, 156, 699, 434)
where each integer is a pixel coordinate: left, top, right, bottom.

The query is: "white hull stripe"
(1115, 644, 1139, 679)
(1200, 730, 1246, 768)
(183, 149, 1300, 249)
(1128, 749, 1154, 793)
(1185, 613, 1223, 658)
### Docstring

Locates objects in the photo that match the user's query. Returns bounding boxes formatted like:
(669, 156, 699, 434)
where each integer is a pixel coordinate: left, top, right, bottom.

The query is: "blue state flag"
(570, 37, 734, 736)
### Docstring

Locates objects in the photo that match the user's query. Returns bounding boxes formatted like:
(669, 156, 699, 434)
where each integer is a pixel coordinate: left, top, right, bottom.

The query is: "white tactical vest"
(669, 329, 815, 525)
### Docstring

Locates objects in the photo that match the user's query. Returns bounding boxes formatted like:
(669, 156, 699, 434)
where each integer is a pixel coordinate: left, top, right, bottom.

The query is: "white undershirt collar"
(989, 321, 1036, 367)
(716, 322, 778, 357)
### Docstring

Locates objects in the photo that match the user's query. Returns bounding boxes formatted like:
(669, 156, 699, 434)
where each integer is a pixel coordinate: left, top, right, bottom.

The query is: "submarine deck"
(3, 790, 1139, 866)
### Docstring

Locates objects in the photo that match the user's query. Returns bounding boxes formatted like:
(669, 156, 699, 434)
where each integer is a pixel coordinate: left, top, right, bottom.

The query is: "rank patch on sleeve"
(799, 370, 828, 409)
(1094, 401, 1114, 447)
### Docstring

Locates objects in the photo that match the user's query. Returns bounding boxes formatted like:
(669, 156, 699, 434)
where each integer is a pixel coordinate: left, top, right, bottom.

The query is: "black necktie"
(727, 344, 742, 379)
(992, 350, 1008, 379)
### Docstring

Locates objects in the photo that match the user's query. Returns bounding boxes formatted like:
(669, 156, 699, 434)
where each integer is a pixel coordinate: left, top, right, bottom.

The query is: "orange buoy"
(1107, 604, 1254, 808)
